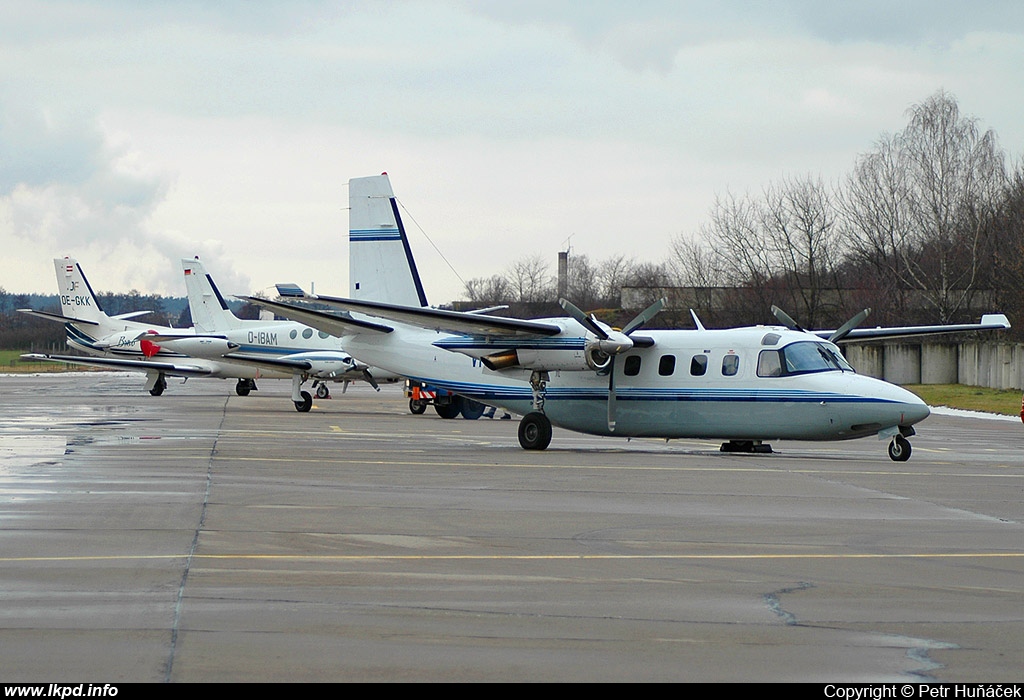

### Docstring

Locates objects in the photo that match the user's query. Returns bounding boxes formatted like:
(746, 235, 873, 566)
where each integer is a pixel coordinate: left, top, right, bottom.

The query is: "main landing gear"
(518, 412, 552, 450)
(517, 371, 553, 451)
(235, 378, 257, 396)
(291, 374, 313, 412)
(149, 373, 167, 396)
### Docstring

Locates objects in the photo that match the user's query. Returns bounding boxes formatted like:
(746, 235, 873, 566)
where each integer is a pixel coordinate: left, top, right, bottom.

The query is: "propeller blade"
(361, 369, 380, 392)
(771, 305, 804, 332)
(828, 308, 871, 343)
(559, 298, 609, 339)
(622, 297, 666, 336)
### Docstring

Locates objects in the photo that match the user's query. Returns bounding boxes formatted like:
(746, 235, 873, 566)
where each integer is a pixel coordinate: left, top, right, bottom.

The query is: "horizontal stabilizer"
(17, 309, 100, 326)
(113, 311, 154, 321)
(275, 283, 306, 298)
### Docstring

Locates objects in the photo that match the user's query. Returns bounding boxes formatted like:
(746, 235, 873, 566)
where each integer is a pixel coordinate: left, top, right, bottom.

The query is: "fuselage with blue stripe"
(342, 323, 930, 441)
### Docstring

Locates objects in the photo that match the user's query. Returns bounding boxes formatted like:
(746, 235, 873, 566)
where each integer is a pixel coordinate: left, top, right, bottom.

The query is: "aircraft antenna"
(395, 198, 467, 290)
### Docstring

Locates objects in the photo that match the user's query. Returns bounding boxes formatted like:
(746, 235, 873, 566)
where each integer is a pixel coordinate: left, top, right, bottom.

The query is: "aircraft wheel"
(316, 383, 330, 399)
(460, 399, 486, 420)
(294, 390, 313, 413)
(409, 399, 428, 415)
(150, 377, 167, 396)
(236, 379, 251, 397)
(887, 435, 912, 462)
(434, 397, 462, 420)
(518, 412, 552, 451)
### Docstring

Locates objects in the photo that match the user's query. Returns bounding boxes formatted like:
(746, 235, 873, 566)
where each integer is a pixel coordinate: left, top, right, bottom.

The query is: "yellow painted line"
(212, 455, 1024, 478)
(2, 552, 1023, 564)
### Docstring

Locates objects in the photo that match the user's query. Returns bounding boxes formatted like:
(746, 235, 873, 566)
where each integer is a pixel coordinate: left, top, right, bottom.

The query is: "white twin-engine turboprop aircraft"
(244, 172, 1011, 461)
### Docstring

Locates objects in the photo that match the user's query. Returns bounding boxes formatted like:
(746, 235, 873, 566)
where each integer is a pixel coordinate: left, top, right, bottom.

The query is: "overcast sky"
(2, 1, 1022, 306)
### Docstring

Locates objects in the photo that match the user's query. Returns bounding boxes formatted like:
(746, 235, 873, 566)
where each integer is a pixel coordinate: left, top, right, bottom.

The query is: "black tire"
(236, 379, 251, 397)
(434, 397, 462, 420)
(518, 412, 552, 450)
(460, 399, 486, 420)
(409, 399, 428, 415)
(294, 390, 313, 413)
(150, 376, 166, 397)
(888, 435, 912, 462)
(316, 383, 330, 399)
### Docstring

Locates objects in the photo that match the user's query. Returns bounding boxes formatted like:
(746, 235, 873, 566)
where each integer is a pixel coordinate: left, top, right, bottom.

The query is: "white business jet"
(249, 174, 1009, 461)
(179, 257, 402, 410)
(19, 257, 282, 396)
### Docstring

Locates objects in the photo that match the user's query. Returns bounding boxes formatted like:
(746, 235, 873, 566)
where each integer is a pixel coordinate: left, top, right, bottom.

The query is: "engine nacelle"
(157, 337, 240, 358)
(283, 351, 360, 379)
(481, 340, 613, 373)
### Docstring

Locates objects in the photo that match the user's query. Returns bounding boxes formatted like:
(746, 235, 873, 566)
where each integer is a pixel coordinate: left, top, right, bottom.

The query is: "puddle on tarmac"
(0, 435, 68, 471)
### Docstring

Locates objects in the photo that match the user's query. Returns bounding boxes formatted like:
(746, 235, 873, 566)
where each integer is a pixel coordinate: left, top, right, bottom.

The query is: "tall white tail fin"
(54, 257, 108, 325)
(348, 173, 428, 307)
(181, 258, 245, 333)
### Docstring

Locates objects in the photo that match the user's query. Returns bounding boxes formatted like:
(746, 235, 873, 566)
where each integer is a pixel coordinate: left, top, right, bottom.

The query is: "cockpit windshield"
(756, 341, 854, 378)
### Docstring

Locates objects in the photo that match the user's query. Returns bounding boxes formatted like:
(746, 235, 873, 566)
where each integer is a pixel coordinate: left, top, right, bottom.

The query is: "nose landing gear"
(887, 435, 912, 462)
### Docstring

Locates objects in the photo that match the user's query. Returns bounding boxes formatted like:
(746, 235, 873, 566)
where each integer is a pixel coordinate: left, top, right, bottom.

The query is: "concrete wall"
(845, 341, 1024, 390)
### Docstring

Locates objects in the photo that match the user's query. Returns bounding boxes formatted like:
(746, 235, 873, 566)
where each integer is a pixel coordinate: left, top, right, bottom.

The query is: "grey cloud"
(0, 104, 106, 193)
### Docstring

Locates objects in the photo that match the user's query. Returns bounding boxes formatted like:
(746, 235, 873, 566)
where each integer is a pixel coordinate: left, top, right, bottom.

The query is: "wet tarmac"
(1, 372, 1022, 682)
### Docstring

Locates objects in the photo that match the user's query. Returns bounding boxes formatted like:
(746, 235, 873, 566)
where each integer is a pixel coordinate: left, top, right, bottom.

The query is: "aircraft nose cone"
(891, 385, 930, 426)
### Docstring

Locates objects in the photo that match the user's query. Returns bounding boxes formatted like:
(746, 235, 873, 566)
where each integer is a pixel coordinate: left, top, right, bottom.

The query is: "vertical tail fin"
(348, 173, 429, 307)
(54, 257, 108, 325)
(181, 258, 245, 333)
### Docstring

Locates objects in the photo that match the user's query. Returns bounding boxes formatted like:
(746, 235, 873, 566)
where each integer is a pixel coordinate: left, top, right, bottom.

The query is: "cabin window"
(690, 354, 708, 376)
(722, 354, 739, 376)
(757, 349, 783, 377)
(761, 332, 781, 346)
(318, 331, 329, 339)
(302, 328, 313, 339)
(658, 355, 676, 376)
(289, 329, 297, 340)
(623, 355, 642, 376)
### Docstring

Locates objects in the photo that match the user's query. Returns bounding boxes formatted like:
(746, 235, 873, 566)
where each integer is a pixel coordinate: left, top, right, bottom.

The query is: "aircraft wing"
(239, 296, 396, 338)
(281, 295, 563, 339)
(18, 309, 100, 326)
(817, 314, 1011, 342)
(20, 353, 216, 378)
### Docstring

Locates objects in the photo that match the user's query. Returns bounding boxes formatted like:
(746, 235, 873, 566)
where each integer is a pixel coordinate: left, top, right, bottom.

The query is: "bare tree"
(506, 254, 555, 304)
(840, 90, 1008, 323)
(563, 253, 599, 309)
(595, 255, 636, 308)
(760, 175, 844, 328)
(988, 161, 1024, 331)
(695, 190, 778, 316)
(464, 274, 511, 305)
